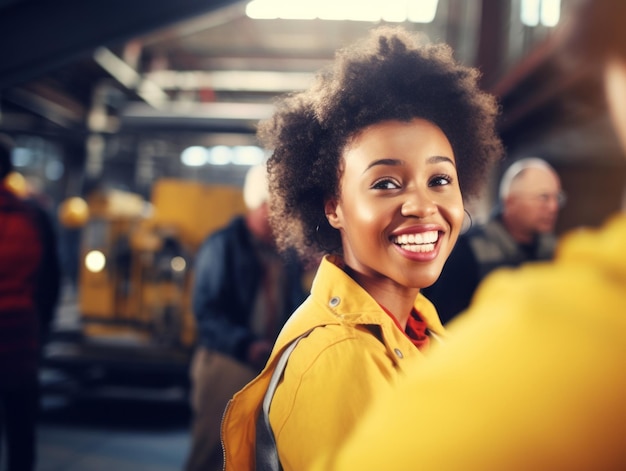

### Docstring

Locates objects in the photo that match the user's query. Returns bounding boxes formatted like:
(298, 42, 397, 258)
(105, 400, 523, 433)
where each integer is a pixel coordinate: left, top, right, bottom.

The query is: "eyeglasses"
(526, 191, 567, 208)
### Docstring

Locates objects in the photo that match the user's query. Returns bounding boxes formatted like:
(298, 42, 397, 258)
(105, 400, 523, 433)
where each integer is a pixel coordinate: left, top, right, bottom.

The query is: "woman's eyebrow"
(363, 158, 403, 173)
(427, 155, 456, 166)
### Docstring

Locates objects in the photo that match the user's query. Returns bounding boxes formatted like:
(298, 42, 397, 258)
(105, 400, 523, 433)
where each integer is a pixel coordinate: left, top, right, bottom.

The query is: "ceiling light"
(180, 146, 208, 167)
(246, 0, 439, 23)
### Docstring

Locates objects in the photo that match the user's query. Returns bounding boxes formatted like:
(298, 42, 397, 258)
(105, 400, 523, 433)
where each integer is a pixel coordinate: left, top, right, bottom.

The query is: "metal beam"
(0, 0, 242, 89)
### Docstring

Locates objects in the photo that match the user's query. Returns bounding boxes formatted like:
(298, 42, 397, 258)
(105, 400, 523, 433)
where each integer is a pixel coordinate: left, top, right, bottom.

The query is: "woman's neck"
(343, 265, 418, 330)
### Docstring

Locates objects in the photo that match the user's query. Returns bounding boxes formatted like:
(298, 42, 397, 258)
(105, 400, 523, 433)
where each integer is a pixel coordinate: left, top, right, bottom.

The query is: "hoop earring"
(315, 217, 341, 254)
(461, 209, 473, 235)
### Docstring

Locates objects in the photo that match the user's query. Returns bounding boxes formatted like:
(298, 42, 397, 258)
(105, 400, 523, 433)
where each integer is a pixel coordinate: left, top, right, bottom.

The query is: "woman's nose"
(400, 190, 437, 218)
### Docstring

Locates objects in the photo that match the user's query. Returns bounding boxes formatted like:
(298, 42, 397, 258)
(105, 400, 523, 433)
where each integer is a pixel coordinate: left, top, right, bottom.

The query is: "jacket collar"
(275, 255, 445, 350)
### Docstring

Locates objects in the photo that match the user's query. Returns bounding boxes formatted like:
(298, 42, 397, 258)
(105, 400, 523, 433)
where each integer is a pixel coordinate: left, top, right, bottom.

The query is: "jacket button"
(329, 296, 341, 307)
(394, 348, 404, 359)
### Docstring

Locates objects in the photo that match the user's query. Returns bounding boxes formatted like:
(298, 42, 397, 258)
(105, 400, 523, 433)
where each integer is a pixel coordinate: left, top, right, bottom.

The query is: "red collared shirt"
(380, 305, 430, 351)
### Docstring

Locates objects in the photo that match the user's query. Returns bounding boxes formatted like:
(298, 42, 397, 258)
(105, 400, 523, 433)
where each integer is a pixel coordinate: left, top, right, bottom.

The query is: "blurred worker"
(184, 163, 308, 471)
(316, 0, 626, 469)
(0, 135, 43, 471)
(423, 157, 564, 324)
(22, 180, 62, 344)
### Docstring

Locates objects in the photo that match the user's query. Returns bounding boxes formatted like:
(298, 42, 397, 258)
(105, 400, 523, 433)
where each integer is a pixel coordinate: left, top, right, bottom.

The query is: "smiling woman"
(220, 25, 503, 471)
(328, 119, 464, 299)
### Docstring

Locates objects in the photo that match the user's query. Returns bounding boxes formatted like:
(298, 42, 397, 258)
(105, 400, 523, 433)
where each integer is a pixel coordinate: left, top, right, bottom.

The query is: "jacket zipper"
(220, 398, 233, 471)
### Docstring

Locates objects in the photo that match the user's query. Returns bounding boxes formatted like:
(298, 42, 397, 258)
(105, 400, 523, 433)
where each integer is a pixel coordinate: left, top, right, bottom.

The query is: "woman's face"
(325, 118, 464, 294)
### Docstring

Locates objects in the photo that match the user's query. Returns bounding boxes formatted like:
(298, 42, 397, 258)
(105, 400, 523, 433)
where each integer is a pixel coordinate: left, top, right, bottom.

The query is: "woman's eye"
(429, 174, 452, 187)
(371, 178, 400, 190)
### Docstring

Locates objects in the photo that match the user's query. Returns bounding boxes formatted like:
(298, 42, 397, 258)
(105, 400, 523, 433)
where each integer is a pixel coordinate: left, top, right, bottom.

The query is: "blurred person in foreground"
(0, 135, 43, 471)
(424, 157, 564, 324)
(221, 26, 503, 471)
(318, 1, 626, 469)
(184, 163, 308, 471)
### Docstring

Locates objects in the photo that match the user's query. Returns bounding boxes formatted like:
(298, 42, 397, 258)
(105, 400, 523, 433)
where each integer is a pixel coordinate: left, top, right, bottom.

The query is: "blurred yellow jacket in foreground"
(320, 214, 626, 471)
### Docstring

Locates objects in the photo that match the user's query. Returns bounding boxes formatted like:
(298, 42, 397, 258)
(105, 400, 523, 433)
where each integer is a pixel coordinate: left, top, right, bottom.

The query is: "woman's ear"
(324, 199, 342, 229)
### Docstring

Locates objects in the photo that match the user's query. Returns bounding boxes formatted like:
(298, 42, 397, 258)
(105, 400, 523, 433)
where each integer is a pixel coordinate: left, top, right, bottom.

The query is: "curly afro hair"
(260, 26, 503, 264)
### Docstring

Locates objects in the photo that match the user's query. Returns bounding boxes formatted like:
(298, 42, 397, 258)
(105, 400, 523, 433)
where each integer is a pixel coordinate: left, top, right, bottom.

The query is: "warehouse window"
(521, 0, 561, 27)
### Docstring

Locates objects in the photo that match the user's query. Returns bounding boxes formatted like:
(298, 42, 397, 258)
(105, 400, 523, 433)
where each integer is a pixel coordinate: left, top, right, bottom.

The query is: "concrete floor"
(36, 395, 191, 471)
(25, 284, 194, 471)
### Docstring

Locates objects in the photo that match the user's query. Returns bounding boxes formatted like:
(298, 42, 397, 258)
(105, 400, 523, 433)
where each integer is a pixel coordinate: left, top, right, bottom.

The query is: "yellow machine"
(48, 179, 246, 394)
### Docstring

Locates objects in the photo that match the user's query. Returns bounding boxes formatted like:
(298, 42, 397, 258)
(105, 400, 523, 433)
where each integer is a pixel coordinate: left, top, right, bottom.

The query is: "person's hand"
(247, 340, 273, 370)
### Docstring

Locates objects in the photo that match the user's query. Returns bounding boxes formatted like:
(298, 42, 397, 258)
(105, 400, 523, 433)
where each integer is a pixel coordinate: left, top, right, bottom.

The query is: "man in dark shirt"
(184, 163, 308, 471)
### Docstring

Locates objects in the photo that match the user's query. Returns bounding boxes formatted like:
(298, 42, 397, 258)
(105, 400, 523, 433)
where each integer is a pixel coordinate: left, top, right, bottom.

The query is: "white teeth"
(401, 243, 435, 253)
(392, 230, 438, 246)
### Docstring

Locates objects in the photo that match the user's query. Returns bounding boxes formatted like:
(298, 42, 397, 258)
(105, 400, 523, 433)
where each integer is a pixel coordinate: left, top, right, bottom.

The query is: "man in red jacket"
(0, 134, 43, 471)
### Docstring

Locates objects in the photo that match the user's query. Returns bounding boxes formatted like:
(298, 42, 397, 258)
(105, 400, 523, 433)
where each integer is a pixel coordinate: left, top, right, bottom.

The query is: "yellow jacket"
(221, 255, 445, 471)
(323, 214, 626, 471)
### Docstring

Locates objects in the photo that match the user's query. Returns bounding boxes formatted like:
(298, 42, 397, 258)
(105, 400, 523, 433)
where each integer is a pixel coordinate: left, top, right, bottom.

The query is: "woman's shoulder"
(284, 323, 394, 377)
